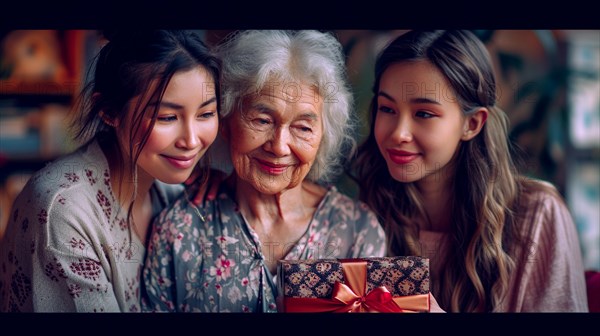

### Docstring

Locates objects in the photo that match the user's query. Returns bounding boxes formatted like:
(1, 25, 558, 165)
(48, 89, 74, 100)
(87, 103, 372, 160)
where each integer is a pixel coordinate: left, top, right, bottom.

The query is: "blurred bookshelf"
(0, 30, 103, 238)
(564, 30, 600, 271)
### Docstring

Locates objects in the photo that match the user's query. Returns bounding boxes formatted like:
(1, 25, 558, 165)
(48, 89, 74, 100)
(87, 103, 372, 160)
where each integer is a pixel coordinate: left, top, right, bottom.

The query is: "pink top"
(418, 180, 589, 312)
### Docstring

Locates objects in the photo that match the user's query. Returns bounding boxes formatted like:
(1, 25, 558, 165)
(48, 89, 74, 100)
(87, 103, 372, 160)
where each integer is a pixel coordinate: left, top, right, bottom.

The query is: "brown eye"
(255, 118, 271, 125)
(415, 111, 434, 119)
(157, 115, 177, 122)
(378, 106, 394, 114)
(199, 112, 216, 119)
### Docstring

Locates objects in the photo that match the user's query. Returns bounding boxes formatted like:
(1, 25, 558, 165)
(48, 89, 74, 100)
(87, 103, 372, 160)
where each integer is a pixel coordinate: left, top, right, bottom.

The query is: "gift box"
(277, 256, 430, 313)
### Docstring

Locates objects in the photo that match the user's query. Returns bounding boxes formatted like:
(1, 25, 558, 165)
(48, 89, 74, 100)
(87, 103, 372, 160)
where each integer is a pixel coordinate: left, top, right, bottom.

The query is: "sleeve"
(2, 188, 120, 312)
(349, 201, 387, 258)
(515, 189, 589, 312)
(141, 202, 180, 312)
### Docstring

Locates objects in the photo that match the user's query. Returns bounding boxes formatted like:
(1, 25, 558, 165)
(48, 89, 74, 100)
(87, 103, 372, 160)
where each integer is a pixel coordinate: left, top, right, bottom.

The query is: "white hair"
(216, 30, 355, 183)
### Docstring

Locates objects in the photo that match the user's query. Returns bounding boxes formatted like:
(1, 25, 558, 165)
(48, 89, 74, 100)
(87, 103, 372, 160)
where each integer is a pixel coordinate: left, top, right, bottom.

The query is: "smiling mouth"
(387, 150, 419, 165)
(255, 159, 290, 175)
(162, 154, 197, 169)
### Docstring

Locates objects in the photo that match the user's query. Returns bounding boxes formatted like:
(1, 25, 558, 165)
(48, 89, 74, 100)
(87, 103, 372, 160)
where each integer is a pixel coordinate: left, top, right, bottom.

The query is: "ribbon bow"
(283, 260, 429, 313)
(330, 280, 402, 312)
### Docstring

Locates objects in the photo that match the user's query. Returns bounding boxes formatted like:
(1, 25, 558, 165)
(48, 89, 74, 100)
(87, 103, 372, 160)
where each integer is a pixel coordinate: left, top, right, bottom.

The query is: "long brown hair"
(353, 30, 526, 312)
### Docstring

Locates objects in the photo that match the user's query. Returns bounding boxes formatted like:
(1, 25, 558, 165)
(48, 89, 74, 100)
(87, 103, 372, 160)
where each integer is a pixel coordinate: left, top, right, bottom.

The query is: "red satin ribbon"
(283, 260, 429, 313)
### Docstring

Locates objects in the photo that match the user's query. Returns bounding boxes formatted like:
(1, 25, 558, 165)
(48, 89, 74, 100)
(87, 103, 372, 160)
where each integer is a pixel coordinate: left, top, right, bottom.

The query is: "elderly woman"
(141, 30, 386, 312)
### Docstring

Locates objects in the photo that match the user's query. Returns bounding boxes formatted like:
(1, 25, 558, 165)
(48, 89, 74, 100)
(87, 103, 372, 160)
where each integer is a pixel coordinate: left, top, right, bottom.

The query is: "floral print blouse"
(142, 184, 386, 312)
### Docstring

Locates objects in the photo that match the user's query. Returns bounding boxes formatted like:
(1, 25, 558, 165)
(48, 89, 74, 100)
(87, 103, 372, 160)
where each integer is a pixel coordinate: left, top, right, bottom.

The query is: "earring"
(103, 119, 116, 127)
(99, 111, 117, 127)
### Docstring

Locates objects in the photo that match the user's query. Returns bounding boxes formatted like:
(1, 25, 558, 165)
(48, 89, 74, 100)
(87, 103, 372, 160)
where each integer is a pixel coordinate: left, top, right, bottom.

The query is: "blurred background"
(0, 30, 598, 272)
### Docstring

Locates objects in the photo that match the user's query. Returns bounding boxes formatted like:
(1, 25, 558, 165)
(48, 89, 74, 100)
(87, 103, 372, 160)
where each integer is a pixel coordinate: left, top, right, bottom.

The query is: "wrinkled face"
(374, 61, 468, 185)
(117, 67, 219, 185)
(224, 82, 324, 194)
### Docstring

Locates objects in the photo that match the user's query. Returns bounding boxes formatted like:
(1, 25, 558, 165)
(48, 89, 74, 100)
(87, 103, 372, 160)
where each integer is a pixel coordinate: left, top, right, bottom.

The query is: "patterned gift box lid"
(277, 256, 429, 299)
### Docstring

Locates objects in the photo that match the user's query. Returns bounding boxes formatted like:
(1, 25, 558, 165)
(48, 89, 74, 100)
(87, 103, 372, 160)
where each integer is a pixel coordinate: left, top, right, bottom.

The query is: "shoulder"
(519, 178, 569, 217)
(323, 186, 376, 215)
(16, 145, 107, 212)
(24, 140, 108, 194)
(311, 187, 386, 258)
(315, 186, 381, 233)
(516, 178, 576, 241)
(8, 142, 113, 237)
